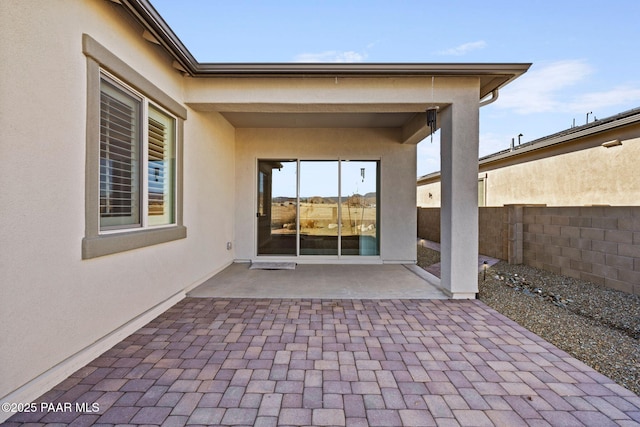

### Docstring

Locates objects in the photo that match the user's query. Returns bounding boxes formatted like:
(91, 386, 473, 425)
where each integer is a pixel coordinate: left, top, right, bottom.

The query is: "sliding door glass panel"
(341, 161, 379, 255)
(299, 161, 339, 255)
(257, 160, 297, 255)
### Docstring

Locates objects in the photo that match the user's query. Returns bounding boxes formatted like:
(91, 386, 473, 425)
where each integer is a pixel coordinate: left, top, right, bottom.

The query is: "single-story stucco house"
(418, 107, 640, 207)
(0, 0, 529, 414)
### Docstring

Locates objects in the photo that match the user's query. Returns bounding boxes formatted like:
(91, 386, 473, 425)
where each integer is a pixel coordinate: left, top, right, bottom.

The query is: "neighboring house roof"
(119, 0, 529, 100)
(417, 106, 640, 185)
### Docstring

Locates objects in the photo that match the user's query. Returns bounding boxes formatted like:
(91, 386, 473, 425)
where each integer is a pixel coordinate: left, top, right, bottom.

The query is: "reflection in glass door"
(257, 159, 379, 257)
(341, 161, 379, 255)
(257, 160, 297, 255)
(299, 161, 339, 255)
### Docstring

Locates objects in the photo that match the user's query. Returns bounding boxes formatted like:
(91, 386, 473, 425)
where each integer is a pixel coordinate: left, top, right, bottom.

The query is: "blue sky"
(150, 0, 640, 177)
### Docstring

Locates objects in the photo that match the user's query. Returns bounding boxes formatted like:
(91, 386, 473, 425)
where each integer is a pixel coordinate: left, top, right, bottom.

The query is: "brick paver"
(3, 298, 640, 426)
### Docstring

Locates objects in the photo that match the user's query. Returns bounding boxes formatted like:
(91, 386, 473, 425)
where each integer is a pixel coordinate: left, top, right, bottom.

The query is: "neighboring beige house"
(0, 0, 528, 415)
(418, 107, 640, 207)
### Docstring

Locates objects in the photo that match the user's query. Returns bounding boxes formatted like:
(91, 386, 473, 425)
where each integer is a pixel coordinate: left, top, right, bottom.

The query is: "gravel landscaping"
(416, 245, 640, 396)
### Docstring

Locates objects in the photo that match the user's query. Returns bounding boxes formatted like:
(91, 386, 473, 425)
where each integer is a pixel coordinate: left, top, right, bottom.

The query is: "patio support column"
(439, 98, 480, 299)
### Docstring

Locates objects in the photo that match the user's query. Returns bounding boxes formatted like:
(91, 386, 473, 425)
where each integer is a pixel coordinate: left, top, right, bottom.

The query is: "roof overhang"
(116, 0, 530, 138)
(119, 0, 529, 96)
(188, 63, 527, 102)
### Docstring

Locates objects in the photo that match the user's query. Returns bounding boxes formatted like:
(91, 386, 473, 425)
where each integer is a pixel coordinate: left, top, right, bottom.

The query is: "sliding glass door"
(257, 159, 379, 257)
(340, 161, 379, 255)
(257, 160, 297, 255)
(299, 161, 339, 255)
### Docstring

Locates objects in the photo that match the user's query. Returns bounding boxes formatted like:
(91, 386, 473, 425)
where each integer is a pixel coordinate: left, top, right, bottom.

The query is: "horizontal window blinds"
(147, 105, 176, 226)
(147, 116, 166, 216)
(99, 79, 141, 228)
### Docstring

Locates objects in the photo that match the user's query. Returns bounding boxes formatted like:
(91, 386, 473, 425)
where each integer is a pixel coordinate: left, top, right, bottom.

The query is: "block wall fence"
(417, 206, 640, 295)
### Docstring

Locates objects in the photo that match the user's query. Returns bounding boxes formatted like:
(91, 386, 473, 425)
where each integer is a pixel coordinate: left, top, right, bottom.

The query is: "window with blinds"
(98, 73, 176, 231)
(147, 105, 175, 226)
(99, 78, 141, 229)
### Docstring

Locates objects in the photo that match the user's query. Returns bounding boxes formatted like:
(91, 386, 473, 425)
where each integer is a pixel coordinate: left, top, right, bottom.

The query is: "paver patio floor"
(4, 298, 640, 426)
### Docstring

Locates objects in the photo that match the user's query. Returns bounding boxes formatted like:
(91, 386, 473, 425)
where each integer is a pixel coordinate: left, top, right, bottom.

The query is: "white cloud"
(569, 85, 640, 112)
(496, 60, 593, 114)
(495, 60, 640, 116)
(294, 50, 367, 63)
(479, 132, 512, 157)
(438, 40, 486, 56)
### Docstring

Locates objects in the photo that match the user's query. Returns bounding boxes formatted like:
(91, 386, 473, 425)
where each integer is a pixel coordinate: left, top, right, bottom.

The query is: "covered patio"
(5, 296, 639, 426)
(188, 263, 448, 300)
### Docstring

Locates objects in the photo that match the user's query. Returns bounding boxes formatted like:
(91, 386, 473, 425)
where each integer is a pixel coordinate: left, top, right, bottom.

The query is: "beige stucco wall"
(484, 137, 640, 206)
(185, 75, 464, 110)
(418, 136, 640, 207)
(234, 128, 418, 263)
(417, 181, 442, 207)
(0, 0, 235, 400)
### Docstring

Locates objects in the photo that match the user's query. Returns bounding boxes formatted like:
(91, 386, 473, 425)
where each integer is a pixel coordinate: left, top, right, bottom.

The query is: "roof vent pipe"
(510, 138, 515, 151)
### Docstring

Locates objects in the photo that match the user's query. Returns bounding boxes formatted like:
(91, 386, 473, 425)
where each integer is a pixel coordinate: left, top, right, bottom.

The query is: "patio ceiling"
(218, 112, 417, 129)
(185, 90, 450, 143)
(187, 100, 438, 136)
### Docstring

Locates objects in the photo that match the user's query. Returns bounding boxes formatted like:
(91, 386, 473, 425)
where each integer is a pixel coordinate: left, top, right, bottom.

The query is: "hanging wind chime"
(426, 108, 438, 143)
(426, 76, 438, 143)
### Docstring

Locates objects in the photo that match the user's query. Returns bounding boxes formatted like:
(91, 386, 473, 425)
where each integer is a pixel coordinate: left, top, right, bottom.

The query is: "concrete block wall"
(417, 205, 640, 295)
(417, 207, 440, 242)
(522, 206, 640, 295)
(418, 207, 509, 260)
(478, 207, 508, 260)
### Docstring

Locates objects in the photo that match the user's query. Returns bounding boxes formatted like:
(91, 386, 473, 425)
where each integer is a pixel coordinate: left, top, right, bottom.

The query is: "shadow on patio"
(4, 297, 639, 426)
(188, 263, 447, 300)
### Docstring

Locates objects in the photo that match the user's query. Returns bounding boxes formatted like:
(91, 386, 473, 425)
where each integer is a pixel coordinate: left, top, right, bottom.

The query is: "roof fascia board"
(481, 112, 640, 164)
(189, 63, 531, 77)
(417, 172, 441, 185)
(121, 0, 198, 74)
